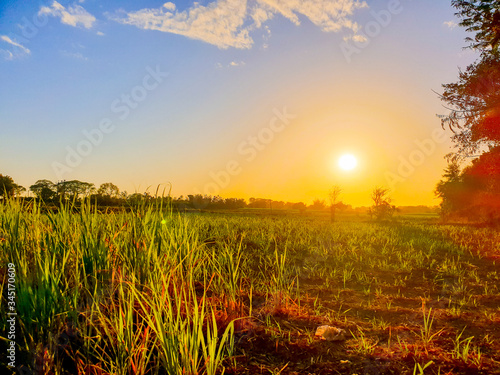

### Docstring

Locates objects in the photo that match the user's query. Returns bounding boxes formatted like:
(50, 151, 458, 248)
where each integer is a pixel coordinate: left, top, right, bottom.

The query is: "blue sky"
(0, 0, 478, 205)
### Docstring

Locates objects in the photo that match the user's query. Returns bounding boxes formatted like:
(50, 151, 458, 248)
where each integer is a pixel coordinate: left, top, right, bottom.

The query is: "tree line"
(1, 175, 405, 223)
(0, 176, 325, 211)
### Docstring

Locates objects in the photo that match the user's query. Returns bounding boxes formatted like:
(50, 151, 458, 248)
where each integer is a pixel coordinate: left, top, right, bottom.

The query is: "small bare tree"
(368, 187, 396, 221)
(329, 185, 342, 222)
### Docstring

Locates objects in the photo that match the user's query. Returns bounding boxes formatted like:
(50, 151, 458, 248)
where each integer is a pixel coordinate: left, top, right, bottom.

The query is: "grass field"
(1, 199, 499, 374)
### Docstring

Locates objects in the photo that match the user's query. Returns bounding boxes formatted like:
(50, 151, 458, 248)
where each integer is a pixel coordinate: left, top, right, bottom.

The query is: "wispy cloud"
(112, 0, 251, 49)
(443, 20, 457, 29)
(111, 0, 367, 49)
(343, 33, 367, 43)
(256, 0, 367, 32)
(1, 35, 30, 54)
(61, 50, 89, 61)
(39, 1, 96, 29)
(0, 35, 31, 60)
(217, 60, 246, 68)
(229, 60, 245, 66)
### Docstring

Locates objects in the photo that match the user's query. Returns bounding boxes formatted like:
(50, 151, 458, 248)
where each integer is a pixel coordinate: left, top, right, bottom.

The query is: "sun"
(338, 154, 358, 171)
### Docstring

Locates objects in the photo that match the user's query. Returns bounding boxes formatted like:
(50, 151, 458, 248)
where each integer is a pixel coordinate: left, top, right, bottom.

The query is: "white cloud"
(251, 5, 274, 28)
(61, 50, 89, 61)
(1, 35, 30, 54)
(216, 60, 246, 68)
(112, 0, 368, 49)
(96, 31, 105, 36)
(343, 33, 367, 43)
(257, 0, 367, 32)
(39, 1, 96, 29)
(112, 0, 252, 49)
(443, 20, 457, 29)
(229, 60, 245, 66)
(0, 35, 30, 60)
(163, 2, 176, 12)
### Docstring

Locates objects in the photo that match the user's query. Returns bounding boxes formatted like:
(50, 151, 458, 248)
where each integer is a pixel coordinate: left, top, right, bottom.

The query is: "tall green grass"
(0, 199, 239, 374)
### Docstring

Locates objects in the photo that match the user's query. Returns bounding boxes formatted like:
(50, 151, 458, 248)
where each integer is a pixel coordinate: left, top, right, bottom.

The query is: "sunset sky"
(0, 0, 478, 206)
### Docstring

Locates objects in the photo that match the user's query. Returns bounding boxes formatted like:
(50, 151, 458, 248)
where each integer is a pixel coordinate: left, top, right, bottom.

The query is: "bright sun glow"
(338, 154, 358, 171)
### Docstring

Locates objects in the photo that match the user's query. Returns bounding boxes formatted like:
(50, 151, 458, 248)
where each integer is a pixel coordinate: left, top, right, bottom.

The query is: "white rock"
(315, 325, 346, 341)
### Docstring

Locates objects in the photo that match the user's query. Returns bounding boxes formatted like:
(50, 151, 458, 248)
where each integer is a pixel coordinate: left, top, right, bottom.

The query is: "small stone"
(315, 325, 346, 341)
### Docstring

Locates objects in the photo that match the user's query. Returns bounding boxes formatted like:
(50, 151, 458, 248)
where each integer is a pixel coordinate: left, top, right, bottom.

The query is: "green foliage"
(96, 182, 120, 198)
(56, 180, 95, 201)
(0, 174, 24, 199)
(452, 0, 500, 54)
(413, 360, 434, 375)
(30, 179, 57, 201)
(420, 307, 444, 346)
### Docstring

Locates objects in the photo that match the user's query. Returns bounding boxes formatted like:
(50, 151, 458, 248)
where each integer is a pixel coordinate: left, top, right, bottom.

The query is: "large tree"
(30, 180, 57, 201)
(437, 1, 500, 221)
(435, 162, 465, 218)
(56, 180, 95, 201)
(435, 158, 500, 222)
(97, 182, 120, 198)
(452, 0, 500, 53)
(441, 53, 500, 157)
(441, 1, 500, 157)
(0, 174, 25, 199)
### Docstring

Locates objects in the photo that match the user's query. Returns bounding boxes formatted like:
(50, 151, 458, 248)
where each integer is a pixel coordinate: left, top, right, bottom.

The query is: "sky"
(0, 0, 478, 206)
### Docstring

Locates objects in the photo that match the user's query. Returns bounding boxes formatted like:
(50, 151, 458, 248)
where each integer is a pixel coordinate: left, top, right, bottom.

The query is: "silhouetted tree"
(452, 0, 500, 54)
(92, 182, 121, 206)
(368, 187, 396, 221)
(435, 162, 465, 219)
(440, 54, 500, 157)
(336, 202, 352, 212)
(56, 180, 95, 201)
(223, 198, 246, 209)
(0, 174, 25, 199)
(328, 185, 342, 222)
(436, 157, 500, 222)
(292, 202, 307, 212)
(30, 179, 57, 201)
(248, 198, 269, 209)
(310, 199, 327, 210)
(97, 182, 120, 198)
